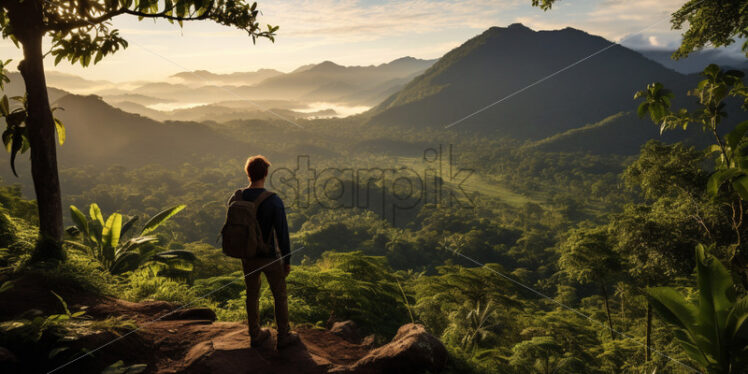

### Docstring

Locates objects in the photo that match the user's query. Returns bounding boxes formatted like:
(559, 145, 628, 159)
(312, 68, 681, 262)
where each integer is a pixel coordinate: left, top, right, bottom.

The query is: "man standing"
(228, 155, 298, 349)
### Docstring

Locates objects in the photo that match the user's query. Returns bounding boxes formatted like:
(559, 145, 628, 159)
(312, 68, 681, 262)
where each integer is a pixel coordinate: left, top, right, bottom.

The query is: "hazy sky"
(0, 0, 738, 82)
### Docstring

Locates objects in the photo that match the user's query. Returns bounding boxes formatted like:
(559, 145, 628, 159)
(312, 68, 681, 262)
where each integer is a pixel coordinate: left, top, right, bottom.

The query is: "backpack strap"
(251, 190, 276, 216)
(251, 190, 275, 247)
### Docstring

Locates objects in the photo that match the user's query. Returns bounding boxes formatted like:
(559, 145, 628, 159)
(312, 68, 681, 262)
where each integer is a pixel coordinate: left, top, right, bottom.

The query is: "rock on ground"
(330, 320, 362, 344)
(347, 324, 448, 374)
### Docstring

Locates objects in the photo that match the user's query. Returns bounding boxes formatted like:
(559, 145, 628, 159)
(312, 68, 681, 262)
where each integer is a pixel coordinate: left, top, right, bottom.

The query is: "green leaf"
(152, 250, 196, 262)
(726, 297, 748, 341)
(733, 176, 748, 200)
(51, 290, 70, 316)
(63, 239, 94, 254)
(636, 102, 648, 118)
(89, 203, 105, 226)
(102, 360, 147, 374)
(726, 120, 748, 150)
(121, 216, 139, 237)
(116, 236, 159, 257)
(695, 244, 734, 329)
(0, 95, 8, 116)
(69, 205, 89, 238)
(102, 213, 123, 251)
(707, 169, 741, 197)
(0, 280, 13, 294)
(9, 128, 23, 177)
(110, 251, 143, 275)
(647, 287, 698, 330)
(140, 204, 185, 235)
(89, 219, 103, 246)
(48, 347, 69, 359)
(54, 118, 65, 145)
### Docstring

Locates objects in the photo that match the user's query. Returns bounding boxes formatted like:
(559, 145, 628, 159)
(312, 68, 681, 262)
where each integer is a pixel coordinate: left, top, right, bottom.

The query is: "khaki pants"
(242, 257, 290, 338)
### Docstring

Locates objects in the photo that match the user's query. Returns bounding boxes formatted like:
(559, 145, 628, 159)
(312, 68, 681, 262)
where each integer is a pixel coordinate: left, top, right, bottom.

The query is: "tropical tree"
(558, 225, 621, 338)
(414, 263, 521, 335)
(442, 300, 500, 351)
(462, 301, 499, 350)
(612, 201, 704, 361)
(647, 244, 748, 373)
(635, 65, 748, 281)
(508, 336, 585, 374)
(0, 0, 277, 262)
(66, 203, 193, 275)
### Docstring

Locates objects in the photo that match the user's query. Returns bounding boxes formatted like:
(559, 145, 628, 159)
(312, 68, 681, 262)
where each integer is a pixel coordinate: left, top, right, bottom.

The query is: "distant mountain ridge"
(366, 23, 693, 140)
(637, 49, 748, 74)
(170, 68, 283, 86)
(83, 57, 437, 121)
(248, 56, 437, 104)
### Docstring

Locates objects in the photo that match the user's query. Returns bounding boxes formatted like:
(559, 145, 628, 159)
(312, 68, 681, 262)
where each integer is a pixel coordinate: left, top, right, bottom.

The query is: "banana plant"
(647, 244, 748, 373)
(65, 203, 194, 275)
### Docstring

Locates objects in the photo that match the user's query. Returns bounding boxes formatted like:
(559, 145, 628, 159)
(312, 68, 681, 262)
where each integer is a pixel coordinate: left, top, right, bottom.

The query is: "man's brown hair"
(245, 155, 271, 182)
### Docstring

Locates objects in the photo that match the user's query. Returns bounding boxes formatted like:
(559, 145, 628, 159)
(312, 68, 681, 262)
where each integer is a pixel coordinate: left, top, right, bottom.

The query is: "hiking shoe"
(250, 328, 271, 348)
(276, 331, 300, 350)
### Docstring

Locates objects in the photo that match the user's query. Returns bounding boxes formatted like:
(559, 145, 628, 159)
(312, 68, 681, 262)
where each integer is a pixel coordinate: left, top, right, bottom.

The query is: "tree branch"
(45, 8, 126, 32)
(45, 0, 215, 32)
(121, 7, 212, 21)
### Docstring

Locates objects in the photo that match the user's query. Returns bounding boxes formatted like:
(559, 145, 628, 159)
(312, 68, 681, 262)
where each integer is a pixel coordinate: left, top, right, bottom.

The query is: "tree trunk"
(601, 282, 614, 339)
(645, 301, 652, 362)
(13, 10, 65, 261)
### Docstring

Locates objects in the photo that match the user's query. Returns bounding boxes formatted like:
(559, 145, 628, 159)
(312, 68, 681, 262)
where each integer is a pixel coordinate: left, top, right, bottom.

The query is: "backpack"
(221, 189, 275, 259)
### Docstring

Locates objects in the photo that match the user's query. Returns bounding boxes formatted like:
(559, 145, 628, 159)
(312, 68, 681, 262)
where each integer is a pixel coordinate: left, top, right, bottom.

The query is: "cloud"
(514, 0, 684, 43)
(619, 33, 680, 50)
(258, 0, 524, 42)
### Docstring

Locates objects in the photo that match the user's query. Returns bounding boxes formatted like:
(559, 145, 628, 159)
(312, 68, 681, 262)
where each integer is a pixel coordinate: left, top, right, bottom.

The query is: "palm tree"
(558, 225, 621, 338)
(460, 301, 498, 350)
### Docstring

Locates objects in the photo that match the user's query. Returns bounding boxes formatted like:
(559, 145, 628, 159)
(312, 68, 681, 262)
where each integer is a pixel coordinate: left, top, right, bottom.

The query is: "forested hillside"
(367, 24, 700, 140)
(1, 0, 747, 372)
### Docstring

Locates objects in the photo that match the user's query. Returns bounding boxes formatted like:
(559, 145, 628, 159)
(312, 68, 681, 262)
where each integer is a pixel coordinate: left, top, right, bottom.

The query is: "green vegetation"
(2, 126, 737, 372)
(66, 203, 192, 276)
(0, 0, 745, 373)
(647, 244, 748, 373)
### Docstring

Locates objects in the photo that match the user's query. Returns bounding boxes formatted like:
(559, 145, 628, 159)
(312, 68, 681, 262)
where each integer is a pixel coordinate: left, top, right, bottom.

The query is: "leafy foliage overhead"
(0, 60, 65, 176)
(0, 0, 278, 67)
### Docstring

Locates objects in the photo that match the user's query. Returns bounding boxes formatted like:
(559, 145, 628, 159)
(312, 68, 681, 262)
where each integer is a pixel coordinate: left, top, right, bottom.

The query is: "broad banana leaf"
(152, 250, 197, 262)
(102, 213, 122, 251)
(120, 216, 139, 238)
(110, 251, 143, 275)
(89, 203, 105, 226)
(115, 236, 159, 257)
(69, 205, 89, 239)
(141, 204, 185, 235)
